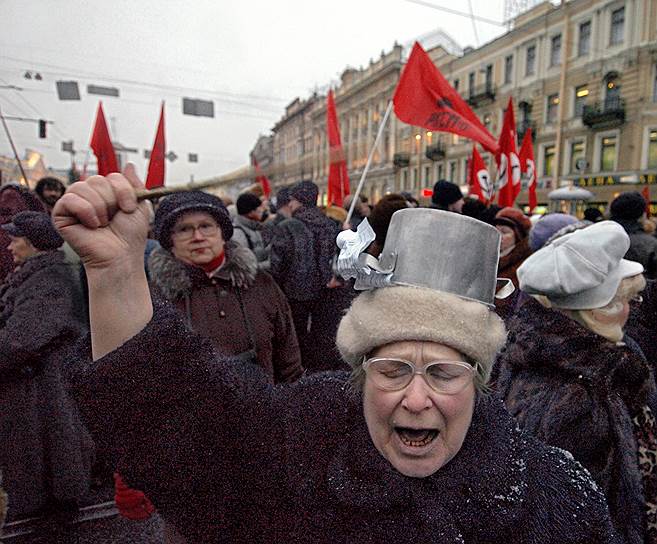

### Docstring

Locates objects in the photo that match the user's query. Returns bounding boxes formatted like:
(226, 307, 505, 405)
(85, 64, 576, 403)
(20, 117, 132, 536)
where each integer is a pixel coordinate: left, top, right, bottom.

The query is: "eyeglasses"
(632, 294, 643, 304)
(363, 357, 476, 395)
(171, 222, 219, 241)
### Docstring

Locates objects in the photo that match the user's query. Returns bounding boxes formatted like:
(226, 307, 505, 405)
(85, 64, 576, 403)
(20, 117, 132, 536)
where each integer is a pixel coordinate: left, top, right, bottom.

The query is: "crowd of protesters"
(1, 170, 657, 543)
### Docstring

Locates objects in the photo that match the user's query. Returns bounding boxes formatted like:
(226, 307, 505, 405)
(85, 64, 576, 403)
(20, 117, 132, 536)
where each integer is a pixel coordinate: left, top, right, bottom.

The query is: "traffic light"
(38, 119, 47, 138)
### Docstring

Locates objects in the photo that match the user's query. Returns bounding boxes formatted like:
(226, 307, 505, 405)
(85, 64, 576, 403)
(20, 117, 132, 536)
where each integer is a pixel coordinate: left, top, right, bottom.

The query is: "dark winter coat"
(614, 218, 657, 279)
(148, 241, 302, 383)
(71, 301, 619, 544)
(232, 215, 270, 269)
(496, 295, 656, 544)
(0, 251, 93, 520)
(626, 279, 657, 370)
(495, 237, 532, 321)
(270, 206, 339, 302)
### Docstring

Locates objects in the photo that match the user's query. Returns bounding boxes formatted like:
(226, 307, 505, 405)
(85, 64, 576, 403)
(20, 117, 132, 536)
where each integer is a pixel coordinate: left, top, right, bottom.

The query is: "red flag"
(393, 42, 498, 153)
(518, 128, 537, 213)
(468, 145, 492, 203)
(326, 89, 350, 206)
(146, 102, 166, 189)
(495, 97, 521, 207)
(643, 186, 651, 218)
(89, 102, 118, 176)
(253, 158, 271, 198)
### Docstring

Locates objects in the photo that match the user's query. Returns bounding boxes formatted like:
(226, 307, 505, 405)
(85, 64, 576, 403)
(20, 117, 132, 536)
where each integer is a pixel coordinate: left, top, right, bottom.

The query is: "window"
(550, 34, 562, 66)
(574, 85, 589, 117)
(605, 77, 621, 108)
(412, 168, 418, 189)
(653, 67, 657, 102)
(610, 7, 625, 46)
(485, 64, 493, 90)
(569, 141, 585, 173)
(424, 166, 431, 186)
(649, 131, 657, 169)
(437, 163, 444, 180)
(526, 45, 536, 76)
(449, 161, 457, 182)
(543, 145, 556, 176)
(578, 21, 591, 56)
(454, 79, 459, 91)
(504, 55, 513, 84)
(402, 169, 409, 189)
(546, 94, 560, 124)
(600, 135, 617, 171)
(468, 72, 475, 96)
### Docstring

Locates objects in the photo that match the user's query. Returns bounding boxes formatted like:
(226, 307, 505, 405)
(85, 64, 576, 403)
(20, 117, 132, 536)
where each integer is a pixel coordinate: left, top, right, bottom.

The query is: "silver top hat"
(337, 208, 511, 307)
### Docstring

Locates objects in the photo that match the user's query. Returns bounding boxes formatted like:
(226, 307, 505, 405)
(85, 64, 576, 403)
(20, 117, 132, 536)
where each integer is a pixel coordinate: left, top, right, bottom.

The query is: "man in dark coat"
(0, 211, 92, 521)
(270, 180, 342, 371)
(627, 278, 657, 370)
(610, 191, 657, 279)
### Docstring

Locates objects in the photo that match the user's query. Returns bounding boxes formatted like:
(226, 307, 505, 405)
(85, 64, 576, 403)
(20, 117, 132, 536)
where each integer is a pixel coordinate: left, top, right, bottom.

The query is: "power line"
(467, 0, 481, 47)
(403, 0, 506, 26)
(0, 55, 289, 106)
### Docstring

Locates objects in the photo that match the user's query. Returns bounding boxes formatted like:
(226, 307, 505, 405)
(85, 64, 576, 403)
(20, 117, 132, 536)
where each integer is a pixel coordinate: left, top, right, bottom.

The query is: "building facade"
(250, 0, 657, 210)
(431, 0, 657, 211)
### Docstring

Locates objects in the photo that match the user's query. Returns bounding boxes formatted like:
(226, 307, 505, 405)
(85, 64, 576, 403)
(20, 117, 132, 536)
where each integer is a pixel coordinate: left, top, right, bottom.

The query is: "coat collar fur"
(148, 241, 258, 301)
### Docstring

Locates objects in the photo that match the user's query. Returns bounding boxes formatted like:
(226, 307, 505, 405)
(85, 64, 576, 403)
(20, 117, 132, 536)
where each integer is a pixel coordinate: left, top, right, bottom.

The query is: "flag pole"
(0, 107, 29, 186)
(346, 100, 393, 224)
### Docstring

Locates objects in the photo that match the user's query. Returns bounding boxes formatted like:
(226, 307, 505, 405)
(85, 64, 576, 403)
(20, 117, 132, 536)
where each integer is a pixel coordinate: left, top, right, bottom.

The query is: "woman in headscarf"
(54, 171, 618, 543)
(496, 221, 653, 544)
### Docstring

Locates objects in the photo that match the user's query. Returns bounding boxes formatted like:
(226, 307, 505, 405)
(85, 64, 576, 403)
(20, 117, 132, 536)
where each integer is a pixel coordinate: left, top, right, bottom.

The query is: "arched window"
(604, 72, 621, 109)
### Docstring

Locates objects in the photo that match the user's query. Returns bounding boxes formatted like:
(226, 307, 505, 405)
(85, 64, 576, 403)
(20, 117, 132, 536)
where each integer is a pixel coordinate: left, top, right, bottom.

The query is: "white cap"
(517, 221, 644, 310)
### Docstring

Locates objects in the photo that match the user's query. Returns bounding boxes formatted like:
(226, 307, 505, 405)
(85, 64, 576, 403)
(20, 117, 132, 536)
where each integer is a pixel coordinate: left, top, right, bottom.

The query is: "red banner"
(496, 97, 520, 208)
(146, 102, 166, 189)
(253, 158, 271, 198)
(326, 90, 350, 206)
(90, 102, 118, 176)
(393, 42, 498, 153)
(468, 145, 492, 203)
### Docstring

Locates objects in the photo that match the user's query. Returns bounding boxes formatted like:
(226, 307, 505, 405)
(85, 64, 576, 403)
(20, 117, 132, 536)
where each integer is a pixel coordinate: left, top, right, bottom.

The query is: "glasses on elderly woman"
(363, 357, 476, 395)
(172, 222, 219, 241)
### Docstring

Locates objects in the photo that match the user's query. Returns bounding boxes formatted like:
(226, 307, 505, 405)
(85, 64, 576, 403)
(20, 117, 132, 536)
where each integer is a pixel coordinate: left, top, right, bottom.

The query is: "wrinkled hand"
(53, 164, 152, 271)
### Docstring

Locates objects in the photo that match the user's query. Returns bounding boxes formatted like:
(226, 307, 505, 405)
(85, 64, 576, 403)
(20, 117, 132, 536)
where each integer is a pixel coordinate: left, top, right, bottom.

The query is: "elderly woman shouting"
(54, 169, 618, 543)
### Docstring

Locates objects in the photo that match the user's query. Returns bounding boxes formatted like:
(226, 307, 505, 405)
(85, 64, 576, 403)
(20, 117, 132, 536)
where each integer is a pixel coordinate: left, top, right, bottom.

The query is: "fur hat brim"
(336, 285, 506, 372)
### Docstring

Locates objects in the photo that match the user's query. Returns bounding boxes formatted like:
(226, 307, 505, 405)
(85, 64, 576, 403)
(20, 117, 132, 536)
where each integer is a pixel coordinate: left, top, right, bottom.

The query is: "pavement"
(1, 487, 165, 544)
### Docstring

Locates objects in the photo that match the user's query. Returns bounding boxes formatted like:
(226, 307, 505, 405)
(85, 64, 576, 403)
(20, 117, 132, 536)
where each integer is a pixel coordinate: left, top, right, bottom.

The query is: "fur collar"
(148, 241, 258, 301)
(506, 296, 653, 408)
(4, 250, 64, 289)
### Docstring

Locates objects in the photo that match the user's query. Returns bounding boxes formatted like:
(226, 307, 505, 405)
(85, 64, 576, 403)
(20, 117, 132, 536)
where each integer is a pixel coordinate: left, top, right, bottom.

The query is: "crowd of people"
(1, 170, 657, 543)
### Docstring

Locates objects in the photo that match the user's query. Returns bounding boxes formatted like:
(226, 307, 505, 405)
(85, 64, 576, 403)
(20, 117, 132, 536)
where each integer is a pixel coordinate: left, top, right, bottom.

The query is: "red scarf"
(198, 250, 225, 275)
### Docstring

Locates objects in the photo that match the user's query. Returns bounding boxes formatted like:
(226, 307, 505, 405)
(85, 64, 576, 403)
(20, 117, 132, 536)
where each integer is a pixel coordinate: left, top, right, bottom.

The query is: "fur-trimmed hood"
(148, 241, 258, 301)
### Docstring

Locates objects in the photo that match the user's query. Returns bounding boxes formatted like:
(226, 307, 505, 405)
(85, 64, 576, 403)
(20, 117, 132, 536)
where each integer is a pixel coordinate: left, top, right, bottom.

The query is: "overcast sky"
(1, 0, 509, 184)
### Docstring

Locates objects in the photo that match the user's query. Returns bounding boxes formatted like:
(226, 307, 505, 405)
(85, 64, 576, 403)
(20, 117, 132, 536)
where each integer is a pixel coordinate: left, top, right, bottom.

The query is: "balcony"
(467, 83, 496, 107)
(393, 152, 410, 168)
(425, 143, 445, 161)
(517, 119, 537, 144)
(582, 98, 625, 129)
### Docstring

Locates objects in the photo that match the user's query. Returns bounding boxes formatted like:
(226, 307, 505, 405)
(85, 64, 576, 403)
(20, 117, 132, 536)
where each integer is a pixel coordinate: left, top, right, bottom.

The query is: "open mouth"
(395, 427, 439, 448)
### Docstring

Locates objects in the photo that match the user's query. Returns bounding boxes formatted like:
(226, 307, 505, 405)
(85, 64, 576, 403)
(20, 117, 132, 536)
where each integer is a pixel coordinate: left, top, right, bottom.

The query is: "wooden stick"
(0, 108, 30, 186)
(135, 176, 237, 201)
